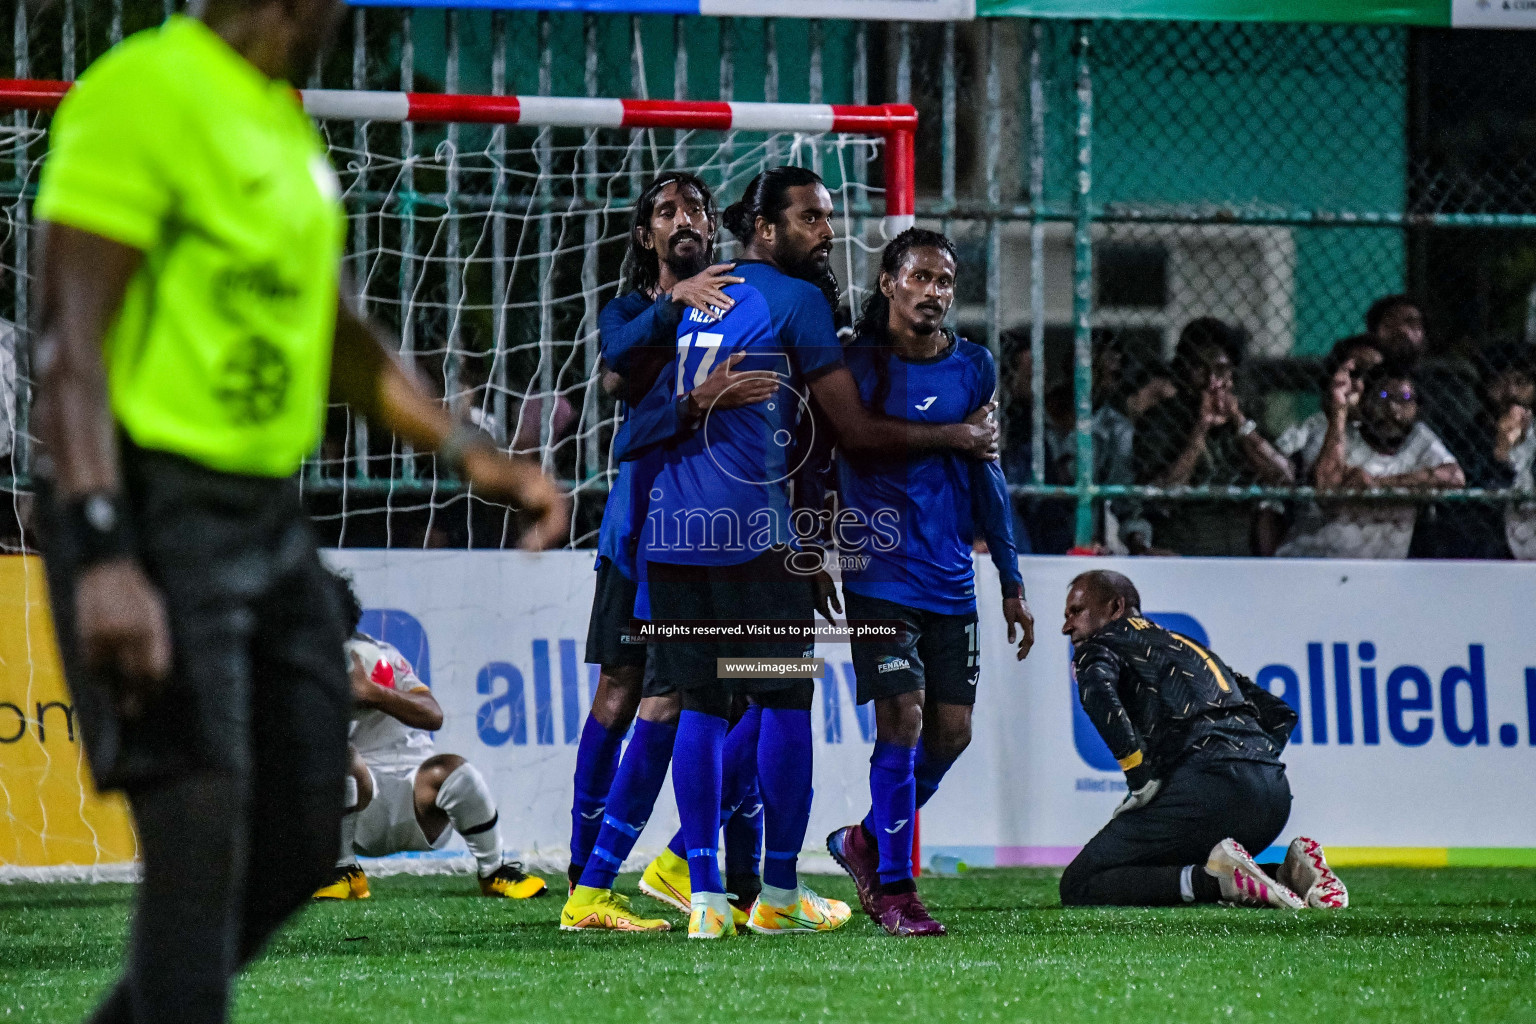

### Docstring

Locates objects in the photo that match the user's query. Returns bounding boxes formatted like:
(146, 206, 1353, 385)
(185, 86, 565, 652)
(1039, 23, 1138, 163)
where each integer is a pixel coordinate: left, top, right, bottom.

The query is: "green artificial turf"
(2, 868, 1533, 1023)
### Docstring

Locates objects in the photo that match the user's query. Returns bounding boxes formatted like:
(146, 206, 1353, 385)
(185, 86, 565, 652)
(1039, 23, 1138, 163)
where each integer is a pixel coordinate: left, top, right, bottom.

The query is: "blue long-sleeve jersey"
(835, 332, 1022, 616)
(631, 261, 844, 568)
(595, 289, 686, 580)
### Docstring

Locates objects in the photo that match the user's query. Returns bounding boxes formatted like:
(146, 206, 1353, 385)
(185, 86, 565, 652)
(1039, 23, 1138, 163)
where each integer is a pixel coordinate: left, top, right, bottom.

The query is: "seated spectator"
(1024, 383, 1148, 554)
(1365, 294, 1425, 365)
(1277, 361, 1465, 559)
(1275, 335, 1383, 477)
(1132, 318, 1294, 556)
(1436, 345, 1536, 559)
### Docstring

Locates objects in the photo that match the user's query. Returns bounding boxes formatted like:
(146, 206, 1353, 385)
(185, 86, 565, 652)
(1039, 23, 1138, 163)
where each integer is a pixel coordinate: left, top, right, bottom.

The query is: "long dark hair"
(723, 165, 840, 312)
(619, 172, 716, 296)
(854, 227, 959, 410)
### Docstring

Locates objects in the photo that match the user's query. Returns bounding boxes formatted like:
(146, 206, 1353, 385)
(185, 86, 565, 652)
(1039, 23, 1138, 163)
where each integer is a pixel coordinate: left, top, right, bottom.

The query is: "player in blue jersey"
(564, 173, 780, 932)
(824, 229, 1036, 936)
(630, 168, 1003, 938)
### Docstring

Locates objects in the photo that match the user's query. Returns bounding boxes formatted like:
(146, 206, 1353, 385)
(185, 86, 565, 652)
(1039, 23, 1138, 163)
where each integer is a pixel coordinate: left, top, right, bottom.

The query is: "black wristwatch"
(64, 492, 134, 568)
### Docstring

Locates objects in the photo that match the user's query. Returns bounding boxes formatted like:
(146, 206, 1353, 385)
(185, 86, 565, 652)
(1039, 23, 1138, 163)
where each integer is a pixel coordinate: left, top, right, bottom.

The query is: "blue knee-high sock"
(758, 708, 813, 891)
(665, 703, 763, 863)
(578, 718, 677, 891)
(724, 779, 763, 883)
(865, 741, 918, 885)
(673, 710, 727, 894)
(913, 738, 959, 810)
(570, 716, 627, 871)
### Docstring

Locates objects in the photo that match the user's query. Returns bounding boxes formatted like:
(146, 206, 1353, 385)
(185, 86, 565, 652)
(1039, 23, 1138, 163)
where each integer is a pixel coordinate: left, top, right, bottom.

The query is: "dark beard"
(663, 245, 709, 281)
(774, 238, 840, 311)
(1359, 417, 1409, 453)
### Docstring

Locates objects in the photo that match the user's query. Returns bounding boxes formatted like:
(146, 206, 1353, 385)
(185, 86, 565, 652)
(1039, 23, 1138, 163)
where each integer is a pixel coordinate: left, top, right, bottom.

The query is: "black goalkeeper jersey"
(1072, 616, 1283, 788)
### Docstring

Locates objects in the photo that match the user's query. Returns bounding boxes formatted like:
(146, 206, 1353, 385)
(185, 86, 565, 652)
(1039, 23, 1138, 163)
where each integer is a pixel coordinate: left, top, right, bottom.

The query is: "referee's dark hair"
(1071, 570, 1142, 614)
(620, 172, 717, 297)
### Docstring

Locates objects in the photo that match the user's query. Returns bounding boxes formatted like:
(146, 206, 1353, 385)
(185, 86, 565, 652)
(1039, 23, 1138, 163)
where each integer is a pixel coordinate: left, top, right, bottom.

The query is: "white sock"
(1179, 864, 1196, 903)
(338, 774, 360, 869)
(435, 762, 502, 877)
(760, 881, 799, 906)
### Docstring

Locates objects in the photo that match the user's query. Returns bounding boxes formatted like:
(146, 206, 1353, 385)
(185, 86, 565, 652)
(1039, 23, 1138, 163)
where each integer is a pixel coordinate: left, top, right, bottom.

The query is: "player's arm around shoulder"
(347, 639, 443, 731)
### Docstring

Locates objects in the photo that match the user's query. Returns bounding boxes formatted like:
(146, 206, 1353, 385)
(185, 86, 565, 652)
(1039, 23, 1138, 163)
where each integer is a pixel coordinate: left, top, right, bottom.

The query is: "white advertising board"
(326, 550, 1536, 871)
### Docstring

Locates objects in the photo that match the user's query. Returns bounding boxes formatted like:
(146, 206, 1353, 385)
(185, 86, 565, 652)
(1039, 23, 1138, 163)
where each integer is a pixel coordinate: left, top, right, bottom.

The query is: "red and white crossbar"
(0, 79, 917, 233)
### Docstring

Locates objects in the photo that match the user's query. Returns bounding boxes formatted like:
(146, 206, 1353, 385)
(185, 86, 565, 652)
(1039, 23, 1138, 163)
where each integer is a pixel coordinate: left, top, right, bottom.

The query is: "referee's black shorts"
(645, 546, 815, 695)
(39, 443, 350, 793)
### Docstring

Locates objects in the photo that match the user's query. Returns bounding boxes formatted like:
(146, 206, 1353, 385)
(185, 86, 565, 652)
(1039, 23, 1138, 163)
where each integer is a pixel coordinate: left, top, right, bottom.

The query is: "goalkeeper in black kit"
(1059, 570, 1348, 911)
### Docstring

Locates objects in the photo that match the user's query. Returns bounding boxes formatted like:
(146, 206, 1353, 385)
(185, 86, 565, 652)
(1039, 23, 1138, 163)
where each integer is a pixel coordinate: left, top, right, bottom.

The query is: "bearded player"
(1059, 570, 1347, 910)
(315, 574, 545, 900)
(637, 167, 1001, 938)
(825, 229, 1035, 936)
(563, 173, 780, 931)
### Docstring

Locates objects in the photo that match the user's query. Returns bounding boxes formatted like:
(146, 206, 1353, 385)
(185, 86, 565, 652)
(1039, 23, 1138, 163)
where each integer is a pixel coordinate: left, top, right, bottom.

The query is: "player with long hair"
(30, 2, 565, 1019)
(627, 168, 1002, 938)
(562, 172, 781, 931)
(825, 228, 1034, 936)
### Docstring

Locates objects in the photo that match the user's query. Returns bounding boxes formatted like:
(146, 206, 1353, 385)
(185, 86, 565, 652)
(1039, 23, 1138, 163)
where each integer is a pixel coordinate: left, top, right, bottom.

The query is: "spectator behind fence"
(1277, 361, 1464, 559)
(1025, 383, 1150, 554)
(1433, 344, 1536, 560)
(1132, 318, 1293, 556)
(1275, 335, 1383, 477)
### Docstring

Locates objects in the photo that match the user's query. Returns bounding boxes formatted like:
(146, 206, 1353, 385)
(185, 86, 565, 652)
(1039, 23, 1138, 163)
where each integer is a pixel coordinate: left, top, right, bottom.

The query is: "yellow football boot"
(687, 892, 738, 940)
(561, 885, 672, 932)
(313, 864, 370, 901)
(746, 884, 851, 935)
(639, 849, 691, 912)
(480, 862, 549, 899)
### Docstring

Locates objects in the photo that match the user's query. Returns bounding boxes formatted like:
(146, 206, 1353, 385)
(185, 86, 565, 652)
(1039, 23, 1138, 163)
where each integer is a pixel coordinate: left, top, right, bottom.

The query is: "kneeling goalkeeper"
(1059, 571, 1347, 911)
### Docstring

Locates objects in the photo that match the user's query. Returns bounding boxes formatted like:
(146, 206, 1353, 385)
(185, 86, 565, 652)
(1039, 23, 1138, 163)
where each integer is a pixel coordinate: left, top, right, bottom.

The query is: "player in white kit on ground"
(315, 573, 547, 900)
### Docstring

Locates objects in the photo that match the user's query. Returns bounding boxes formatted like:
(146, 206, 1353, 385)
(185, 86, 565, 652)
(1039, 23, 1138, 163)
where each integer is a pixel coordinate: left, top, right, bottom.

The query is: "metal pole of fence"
(536, 11, 555, 464)
(111, 0, 123, 46)
(897, 22, 912, 106)
(673, 14, 688, 165)
(765, 18, 780, 165)
(352, 8, 371, 483)
(62, 0, 76, 80)
(719, 19, 735, 241)
(809, 19, 823, 179)
(444, 10, 462, 418)
(12, 3, 28, 482)
(399, 10, 418, 484)
(941, 23, 956, 219)
(581, 14, 601, 482)
(1028, 19, 1046, 488)
(491, 12, 510, 450)
(852, 22, 869, 300)
(1070, 20, 1095, 547)
(984, 20, 1003, 372)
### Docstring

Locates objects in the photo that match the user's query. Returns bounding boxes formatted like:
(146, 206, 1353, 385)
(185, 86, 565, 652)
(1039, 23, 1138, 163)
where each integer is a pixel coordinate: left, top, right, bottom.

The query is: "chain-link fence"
(4, 7, 1535, 559)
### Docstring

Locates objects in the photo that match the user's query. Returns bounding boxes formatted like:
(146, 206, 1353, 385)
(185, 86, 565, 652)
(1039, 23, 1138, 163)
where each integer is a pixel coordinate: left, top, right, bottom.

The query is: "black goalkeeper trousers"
(39, 446, 350, 1024)
(1059, 759, 1291, 907)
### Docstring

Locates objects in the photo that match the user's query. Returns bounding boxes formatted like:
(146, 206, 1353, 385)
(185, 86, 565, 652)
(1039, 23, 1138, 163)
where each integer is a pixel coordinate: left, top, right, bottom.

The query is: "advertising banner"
(325, 550, 1536, 871)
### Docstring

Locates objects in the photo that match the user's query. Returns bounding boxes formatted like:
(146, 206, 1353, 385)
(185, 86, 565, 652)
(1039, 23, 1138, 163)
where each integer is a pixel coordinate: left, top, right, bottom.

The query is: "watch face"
(84, 494, 117, 533)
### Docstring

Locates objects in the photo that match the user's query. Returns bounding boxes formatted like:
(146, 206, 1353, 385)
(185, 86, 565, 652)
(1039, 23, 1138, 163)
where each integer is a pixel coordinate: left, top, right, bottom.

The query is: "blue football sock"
(666, 703, 763, 866)
(569, 716, 626, 871)
(867, 741, 918, 885)
(913, 738, 959, 810)
(758, 707, 813, 891)
(673, 710, 727, 894)
(724, 778, 763, 885)
(578, 718, 677, 891)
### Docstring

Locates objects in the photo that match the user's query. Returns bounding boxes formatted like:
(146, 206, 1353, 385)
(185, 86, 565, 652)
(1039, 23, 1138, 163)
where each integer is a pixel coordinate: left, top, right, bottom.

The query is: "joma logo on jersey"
(878, 656, 911, 675)
(914, 396, 938, 411)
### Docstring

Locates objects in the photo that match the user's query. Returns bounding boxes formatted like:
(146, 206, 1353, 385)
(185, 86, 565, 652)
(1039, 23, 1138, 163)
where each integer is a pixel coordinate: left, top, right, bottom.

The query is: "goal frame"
(0, 79, 918, 237)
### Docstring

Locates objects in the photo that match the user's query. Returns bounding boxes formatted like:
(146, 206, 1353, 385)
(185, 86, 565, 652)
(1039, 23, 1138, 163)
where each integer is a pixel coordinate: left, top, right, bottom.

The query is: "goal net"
(0, 80, 916, 878)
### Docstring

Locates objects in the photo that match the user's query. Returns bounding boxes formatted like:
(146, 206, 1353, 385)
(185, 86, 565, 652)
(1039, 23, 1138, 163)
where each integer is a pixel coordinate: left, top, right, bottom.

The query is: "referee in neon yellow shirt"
(31, 3, 567, 1021)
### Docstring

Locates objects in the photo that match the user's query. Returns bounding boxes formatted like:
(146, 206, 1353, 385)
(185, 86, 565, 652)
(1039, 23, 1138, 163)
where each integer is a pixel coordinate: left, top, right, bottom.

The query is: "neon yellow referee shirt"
(36, 16, 346, 478)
